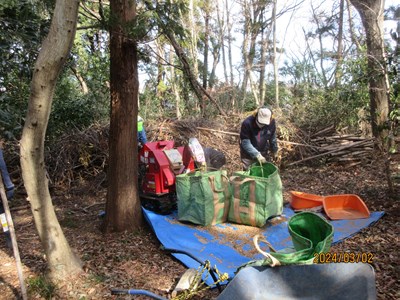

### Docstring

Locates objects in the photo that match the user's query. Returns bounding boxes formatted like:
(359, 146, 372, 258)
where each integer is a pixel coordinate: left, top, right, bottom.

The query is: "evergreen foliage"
(0, 0, 398, 141)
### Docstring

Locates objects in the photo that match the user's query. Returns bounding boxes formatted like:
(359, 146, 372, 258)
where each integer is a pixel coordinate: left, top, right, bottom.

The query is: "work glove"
(271, 151, 278, 161)
(256, 154, 267, 164)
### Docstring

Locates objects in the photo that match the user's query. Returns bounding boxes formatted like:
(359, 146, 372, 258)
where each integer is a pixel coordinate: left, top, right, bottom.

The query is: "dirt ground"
(0, 117, 399, 300)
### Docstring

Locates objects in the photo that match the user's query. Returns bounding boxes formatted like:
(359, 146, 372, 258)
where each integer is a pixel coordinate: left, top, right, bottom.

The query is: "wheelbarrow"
(217, 263, 376, 300)
(111, 252, 376, 299)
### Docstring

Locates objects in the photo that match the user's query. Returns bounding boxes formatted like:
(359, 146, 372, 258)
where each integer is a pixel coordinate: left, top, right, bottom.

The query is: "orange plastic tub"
(289, 191, 324, 210)
(323, 194, 370, 220)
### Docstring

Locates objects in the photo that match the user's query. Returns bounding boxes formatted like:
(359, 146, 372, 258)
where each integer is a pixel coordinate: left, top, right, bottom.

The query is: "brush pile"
(7, 117, 379, 191)
(287, 125, 374, 167)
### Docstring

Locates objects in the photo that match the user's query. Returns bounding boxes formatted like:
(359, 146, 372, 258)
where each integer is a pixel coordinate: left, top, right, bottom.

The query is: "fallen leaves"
(0, 117, 399, 299)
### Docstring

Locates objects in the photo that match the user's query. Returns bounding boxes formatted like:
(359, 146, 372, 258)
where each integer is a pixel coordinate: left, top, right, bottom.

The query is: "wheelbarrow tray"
(217, 263, 376, 300)
(289, 191, 324, 210)
(323, 194, 370, 220)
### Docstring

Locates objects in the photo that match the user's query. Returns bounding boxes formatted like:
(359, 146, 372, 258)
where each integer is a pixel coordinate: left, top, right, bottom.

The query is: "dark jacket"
(239, 115, 278, 160)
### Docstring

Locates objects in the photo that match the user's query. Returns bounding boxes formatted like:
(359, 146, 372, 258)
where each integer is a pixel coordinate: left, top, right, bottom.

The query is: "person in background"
(239, 106, 278, 170)
(137, 115, 147, 147)
(0, 142, 14, 249)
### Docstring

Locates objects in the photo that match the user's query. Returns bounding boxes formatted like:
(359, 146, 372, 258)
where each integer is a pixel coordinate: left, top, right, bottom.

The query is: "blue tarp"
(143, 205, 384, 286)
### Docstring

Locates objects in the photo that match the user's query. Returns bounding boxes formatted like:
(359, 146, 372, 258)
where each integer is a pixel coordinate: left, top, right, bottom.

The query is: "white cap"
(257, 108, 272, 125)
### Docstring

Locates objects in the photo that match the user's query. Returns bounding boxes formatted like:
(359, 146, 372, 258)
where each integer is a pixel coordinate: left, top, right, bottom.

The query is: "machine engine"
(138, 140, 195, 214)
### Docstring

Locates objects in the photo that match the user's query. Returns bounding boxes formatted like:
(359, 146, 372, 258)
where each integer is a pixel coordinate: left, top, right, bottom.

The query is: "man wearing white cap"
(239, 106, 278, 170)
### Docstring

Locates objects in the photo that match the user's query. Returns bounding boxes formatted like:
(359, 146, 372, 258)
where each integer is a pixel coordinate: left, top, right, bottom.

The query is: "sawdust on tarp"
(166, 214, 288, 258)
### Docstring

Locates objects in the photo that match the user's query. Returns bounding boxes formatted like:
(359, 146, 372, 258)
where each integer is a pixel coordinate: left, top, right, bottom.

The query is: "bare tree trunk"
(248, 20, 261, 106)
(209, 1, 221, 89)
(189, 0, 199, 78)
(145, 0, 226, 116)
(248, 33, 259, 103)
(346, 0, 362, 51)
(70, 66, 89, 94)
(350, 0, 390, 144)
(20, 0, 82, 281)
(203, 2, 210, 90)
(217, 0, 228, 84)
(209, 39, 221, 89)
(170, 45, 181, 119)
(166, 28, 226, 116)
(103, 0, 143, 232)
(350, 0, 392, 194)
(311, 4, 328, 87)
(249, 70, 260, 105)
(335, 0, 345, 87)
(201, 1, 211, 115)
(241, 0, 250, 109)
(241, 0, 272, 108)
(272, 0, 279, 107)
(259, 14, 267, 104)
(156, 40, 166, 109)
(226, 0, 235, 109)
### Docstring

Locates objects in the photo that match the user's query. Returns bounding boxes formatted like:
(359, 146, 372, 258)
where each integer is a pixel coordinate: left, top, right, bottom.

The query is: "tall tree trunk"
(70, 66, 89, 94)
(247, 9, 261, 107)
(103, 0, 143, 232)
(156, 40, 166, 109)
(241, 0, 272, 108)
(203, 4, 210, 90)
(201, 2, 210, 115)
(209, 39, 221, 89)
(346, 0, 362, 51)
(259, 15, 267, 104)
(350, 0, 392, 195)
(166, 27, 226, 116)
(217, 0, 228, 84)
(246, 30, 260, 105)
(209, 2, 220, 89)
(272, 0, 279, 107)
(311, 4, 328, 87)
(20, 0, 82, 281)
(169, 46, 182, 119)
(241, 0, 250, 109)
(189, 0, 199, 78)
(225, 0, 237, 107)
(350, 0, 390, 145)
(145, 0, 226, 116)
(335, 0, 345, 87)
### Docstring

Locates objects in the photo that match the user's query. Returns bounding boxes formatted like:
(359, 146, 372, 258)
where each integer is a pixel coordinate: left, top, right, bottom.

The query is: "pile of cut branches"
(286, 125, 374, 167)
(46, 123, 110, 191)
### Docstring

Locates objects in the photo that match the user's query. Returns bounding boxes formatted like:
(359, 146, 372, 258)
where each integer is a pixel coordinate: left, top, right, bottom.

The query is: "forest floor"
(0, 116, 399, 300)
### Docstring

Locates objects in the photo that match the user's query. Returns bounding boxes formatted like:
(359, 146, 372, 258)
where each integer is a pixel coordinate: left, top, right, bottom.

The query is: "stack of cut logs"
(310, 134, 374, 165)
(293, 125, 375, 166)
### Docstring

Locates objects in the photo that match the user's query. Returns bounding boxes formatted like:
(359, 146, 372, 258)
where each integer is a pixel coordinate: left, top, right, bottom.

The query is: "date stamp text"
(313, 252, 374, 264)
